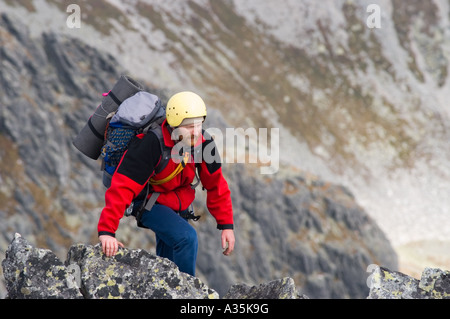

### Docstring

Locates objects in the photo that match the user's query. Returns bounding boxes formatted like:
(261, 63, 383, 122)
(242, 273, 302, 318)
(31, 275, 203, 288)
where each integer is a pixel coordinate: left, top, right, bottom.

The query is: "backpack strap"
(149, 152, 189, 185)
(147, 124, 170, 175)
(138, 191, 160, 219)
(191, 163, 201, 190)
(135, 153, 187, 218)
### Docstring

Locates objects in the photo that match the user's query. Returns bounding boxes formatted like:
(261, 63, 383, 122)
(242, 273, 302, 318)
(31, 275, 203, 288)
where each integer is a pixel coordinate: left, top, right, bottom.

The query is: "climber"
(97, 91, 235, 276)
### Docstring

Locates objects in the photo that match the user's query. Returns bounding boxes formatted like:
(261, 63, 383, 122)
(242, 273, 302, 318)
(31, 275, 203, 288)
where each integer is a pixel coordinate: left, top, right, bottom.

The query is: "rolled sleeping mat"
(72, 75, 144, 159)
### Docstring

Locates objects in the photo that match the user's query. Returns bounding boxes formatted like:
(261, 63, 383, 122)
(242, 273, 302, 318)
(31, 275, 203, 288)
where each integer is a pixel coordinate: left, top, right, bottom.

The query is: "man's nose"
(190, 126, 201, 135)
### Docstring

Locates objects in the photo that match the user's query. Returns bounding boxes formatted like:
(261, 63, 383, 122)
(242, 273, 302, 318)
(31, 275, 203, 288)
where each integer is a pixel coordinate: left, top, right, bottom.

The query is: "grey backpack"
(101, 91, 169, 188)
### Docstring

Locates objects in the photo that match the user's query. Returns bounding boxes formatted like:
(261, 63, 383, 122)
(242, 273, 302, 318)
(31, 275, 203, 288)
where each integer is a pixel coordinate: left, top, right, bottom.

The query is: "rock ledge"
(2, 233, 305, 299)
(368, 266, 450, 299)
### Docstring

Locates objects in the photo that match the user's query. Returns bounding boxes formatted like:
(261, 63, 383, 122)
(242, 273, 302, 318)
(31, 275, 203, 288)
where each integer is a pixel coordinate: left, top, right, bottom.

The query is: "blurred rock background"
(1, 0, 450, 298)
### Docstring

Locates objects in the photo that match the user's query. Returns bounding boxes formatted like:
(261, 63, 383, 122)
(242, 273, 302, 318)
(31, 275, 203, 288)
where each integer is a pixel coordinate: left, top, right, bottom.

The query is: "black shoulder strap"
(149, 125, 170, 175)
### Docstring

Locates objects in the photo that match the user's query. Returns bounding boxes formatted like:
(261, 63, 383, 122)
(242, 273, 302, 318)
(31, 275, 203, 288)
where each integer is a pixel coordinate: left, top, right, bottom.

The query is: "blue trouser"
(139, 204, 198, 276)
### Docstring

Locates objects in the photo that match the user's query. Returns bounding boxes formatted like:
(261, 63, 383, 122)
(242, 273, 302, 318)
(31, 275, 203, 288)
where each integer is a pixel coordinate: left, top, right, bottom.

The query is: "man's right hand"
(99, 235, 124, 257)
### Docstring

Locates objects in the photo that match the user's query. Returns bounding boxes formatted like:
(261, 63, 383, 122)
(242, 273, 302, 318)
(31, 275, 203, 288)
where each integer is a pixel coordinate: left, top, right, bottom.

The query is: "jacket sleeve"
(97, 132, 161, 237)
(198, 139, 234, 229)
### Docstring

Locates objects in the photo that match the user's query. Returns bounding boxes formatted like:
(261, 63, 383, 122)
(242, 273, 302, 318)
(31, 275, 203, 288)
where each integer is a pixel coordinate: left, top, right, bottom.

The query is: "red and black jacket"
(98, 120, 234, 237)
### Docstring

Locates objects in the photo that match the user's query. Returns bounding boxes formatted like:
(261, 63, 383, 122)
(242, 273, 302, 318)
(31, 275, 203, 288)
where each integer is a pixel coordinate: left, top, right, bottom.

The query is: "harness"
(125, 129, 202, 223)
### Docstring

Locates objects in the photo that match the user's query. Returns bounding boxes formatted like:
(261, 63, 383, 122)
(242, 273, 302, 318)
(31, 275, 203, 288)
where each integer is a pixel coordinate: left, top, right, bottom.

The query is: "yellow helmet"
(166, 91, 207, 127)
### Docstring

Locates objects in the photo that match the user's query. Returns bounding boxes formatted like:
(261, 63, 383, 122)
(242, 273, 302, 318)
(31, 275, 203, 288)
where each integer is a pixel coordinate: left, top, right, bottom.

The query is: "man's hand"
(221, 229, 235, 256)
(99, 235, 124, 257)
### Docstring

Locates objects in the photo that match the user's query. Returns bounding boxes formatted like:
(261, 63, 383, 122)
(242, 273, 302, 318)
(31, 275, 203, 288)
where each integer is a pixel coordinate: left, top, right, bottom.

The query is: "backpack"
(100, 91, 170, 188)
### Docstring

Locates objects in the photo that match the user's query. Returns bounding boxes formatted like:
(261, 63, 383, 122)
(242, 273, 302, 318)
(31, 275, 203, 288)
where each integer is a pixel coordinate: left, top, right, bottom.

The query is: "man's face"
(172, 120, 203, 147)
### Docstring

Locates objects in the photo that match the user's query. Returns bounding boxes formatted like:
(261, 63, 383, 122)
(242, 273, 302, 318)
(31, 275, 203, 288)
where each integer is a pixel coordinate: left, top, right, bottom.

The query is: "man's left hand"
(221, 229, 235, 256)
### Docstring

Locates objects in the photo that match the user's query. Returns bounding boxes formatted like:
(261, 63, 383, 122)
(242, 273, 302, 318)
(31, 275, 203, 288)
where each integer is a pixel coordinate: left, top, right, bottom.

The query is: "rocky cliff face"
(2, 233, 308, 299)
(0, 9, 398, 299)
(2, 233, 218, 299)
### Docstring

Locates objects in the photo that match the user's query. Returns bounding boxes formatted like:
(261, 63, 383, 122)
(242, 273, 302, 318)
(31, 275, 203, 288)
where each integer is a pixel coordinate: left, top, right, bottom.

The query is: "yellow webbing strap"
(149, 152, 190, 185)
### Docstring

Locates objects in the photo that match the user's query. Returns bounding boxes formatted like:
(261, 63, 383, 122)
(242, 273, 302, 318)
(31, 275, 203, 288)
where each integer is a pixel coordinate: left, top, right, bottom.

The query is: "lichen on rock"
(368, 266, 450, 299)
(2, 234, 218, 299)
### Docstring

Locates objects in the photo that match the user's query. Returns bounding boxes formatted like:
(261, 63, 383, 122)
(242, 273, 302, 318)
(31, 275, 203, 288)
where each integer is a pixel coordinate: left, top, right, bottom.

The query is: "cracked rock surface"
(2, 233, 217, 299)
